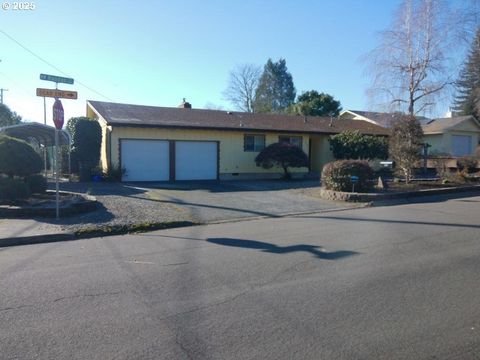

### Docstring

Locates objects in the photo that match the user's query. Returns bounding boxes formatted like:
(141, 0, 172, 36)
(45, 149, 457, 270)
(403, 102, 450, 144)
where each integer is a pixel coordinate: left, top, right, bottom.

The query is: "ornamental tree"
(255, 142, 309, 179)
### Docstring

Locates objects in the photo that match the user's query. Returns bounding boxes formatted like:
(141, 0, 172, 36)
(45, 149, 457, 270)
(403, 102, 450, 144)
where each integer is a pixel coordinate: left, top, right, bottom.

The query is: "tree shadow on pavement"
(207, 238, 359, 260)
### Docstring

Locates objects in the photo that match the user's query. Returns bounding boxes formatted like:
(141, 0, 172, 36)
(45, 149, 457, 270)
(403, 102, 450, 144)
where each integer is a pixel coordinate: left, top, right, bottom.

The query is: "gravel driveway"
(40, 180, 359, 232)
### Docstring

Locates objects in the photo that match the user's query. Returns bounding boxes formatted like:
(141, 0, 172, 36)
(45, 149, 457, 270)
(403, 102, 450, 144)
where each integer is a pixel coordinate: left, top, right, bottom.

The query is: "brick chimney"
(178, 98, 192, 109)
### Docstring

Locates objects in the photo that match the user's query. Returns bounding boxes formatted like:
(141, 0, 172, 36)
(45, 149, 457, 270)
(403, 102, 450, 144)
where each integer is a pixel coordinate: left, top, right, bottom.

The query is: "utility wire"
(0, 29, 114, 101)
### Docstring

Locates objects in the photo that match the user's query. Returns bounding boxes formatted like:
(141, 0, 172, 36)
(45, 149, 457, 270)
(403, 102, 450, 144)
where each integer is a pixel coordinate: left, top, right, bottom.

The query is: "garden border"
(0, 190, 97, 218)
(320, 184, 480, 202)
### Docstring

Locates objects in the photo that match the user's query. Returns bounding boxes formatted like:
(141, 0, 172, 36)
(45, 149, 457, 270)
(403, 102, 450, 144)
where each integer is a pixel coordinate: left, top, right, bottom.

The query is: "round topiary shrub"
(26, 174, 47, 194)
(0, 177, 30, 203)
(255, 142, 309, 179)
(321, 160, 375, 192)
(0, 135, 42, 178)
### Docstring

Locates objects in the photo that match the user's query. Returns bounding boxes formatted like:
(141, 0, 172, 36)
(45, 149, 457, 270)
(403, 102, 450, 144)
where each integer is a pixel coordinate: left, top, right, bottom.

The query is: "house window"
(279, 135, 303, 149)
(244, 134, 266, 152)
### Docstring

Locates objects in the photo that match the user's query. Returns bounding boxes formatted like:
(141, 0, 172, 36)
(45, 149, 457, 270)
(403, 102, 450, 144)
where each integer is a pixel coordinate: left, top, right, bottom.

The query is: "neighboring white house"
(422, 115, 480, 157)
(340, 110, 480, 157)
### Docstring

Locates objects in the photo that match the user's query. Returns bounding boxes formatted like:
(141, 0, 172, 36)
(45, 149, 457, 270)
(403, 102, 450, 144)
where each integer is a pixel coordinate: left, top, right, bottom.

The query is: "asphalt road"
(1, 194, 480, 359)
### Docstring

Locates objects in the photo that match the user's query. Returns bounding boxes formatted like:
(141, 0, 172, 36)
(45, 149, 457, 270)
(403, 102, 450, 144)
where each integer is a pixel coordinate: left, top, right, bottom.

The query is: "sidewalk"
(0, 219, 74, 247)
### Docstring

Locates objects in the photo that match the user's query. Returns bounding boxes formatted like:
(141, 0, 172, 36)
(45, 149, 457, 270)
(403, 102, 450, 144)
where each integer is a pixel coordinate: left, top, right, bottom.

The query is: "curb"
(0, 205, 370, 248)
(0, 232, 76, 247)
(0, 221, 198, 248)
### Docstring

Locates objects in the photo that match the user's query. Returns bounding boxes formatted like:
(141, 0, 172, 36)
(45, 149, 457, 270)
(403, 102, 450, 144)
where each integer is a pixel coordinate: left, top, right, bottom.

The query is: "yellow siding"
(310, 135, 335, 173)
(99, 124, 109, 171)
(109, 127, 311, 175)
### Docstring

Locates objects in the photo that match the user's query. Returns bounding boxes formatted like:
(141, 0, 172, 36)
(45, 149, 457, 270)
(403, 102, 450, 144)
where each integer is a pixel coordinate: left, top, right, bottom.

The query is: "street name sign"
(39, 73, 74, 85)
(36, 88, 78, 99)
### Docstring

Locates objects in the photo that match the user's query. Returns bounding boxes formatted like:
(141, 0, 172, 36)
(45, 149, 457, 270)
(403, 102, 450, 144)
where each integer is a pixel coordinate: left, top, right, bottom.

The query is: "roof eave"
(107, 122, 388, 136)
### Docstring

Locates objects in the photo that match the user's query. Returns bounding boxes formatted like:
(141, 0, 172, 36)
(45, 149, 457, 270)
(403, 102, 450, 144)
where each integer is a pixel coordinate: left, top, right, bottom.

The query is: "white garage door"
(175, 141, 217, 180)
(451, 135, 472, 157)
(121, 139, 169, 181)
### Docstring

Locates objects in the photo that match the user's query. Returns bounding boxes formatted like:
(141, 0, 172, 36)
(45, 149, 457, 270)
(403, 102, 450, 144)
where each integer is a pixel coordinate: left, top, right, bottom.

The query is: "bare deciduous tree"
(365, 0, 472, 116)
(223, 64, 261, 113)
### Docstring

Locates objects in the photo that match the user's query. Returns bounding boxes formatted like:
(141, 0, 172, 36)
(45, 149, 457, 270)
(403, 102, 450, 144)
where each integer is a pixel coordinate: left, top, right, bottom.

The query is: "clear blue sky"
(0, 0, 454, 126)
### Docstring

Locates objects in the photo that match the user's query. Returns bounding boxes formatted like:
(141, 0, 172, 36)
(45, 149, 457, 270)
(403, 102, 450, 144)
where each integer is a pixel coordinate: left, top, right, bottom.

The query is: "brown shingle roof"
(87, 101, 389, 136)
(347, 110, 431, 127)
(422, 115, 479, 134)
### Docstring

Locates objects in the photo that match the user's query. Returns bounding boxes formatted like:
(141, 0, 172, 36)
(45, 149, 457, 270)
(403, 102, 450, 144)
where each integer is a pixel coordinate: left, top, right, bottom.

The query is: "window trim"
(244, 134, 266, 152)
(278, 135, 303, 149)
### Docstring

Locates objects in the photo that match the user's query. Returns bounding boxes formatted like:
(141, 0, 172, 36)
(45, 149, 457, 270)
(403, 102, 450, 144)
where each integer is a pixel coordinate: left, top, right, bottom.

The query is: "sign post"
(350, 175, 359, 193)
(53, 98, 64, 220)
(38, 73, 76, 180)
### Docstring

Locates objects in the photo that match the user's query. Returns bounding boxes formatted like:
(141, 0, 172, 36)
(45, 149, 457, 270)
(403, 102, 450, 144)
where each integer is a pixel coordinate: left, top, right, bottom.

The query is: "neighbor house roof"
(87, 101, 389, 136)
(0, 122, 71, 146)
(422, 115, 480, 134)
(341, 110, 431, 128)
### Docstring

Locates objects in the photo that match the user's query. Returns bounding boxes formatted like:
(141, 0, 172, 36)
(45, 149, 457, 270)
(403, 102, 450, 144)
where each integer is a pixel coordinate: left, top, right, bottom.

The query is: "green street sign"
(39, 73, 74, 85)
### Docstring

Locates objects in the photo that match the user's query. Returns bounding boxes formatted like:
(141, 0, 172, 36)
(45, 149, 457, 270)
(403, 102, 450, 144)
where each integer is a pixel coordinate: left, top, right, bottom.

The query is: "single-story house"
(86, 100, 388, 182)
(422, 115, 480, 157)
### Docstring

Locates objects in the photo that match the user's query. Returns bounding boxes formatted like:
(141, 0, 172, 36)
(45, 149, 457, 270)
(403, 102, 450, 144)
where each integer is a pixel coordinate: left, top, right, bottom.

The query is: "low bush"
(0, 177, 30, 203)
(457, 156, 478, 174)
(103, 164, 126, 182)
(26, 174, 47, 194)
(0, 135, 43, 178)
(321, 160, 375, 192)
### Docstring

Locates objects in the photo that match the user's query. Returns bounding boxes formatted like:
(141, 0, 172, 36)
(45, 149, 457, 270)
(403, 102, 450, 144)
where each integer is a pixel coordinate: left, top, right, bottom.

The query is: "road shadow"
(207, 238, 358, 260)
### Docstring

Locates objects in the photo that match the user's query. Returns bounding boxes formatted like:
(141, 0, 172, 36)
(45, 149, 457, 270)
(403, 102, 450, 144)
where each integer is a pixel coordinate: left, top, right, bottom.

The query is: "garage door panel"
(452, 135, 472, 157)
(175, 141, 217, 180)
(121, 140, 169, 181)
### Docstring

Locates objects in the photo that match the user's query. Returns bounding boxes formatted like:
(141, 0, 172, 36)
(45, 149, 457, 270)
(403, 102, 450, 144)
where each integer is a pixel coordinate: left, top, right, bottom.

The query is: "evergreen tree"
(454, 28, 480, 117)
(288, 90, 342, 117)
(254, 58, 296, 113)
(0, 104, 22, 127)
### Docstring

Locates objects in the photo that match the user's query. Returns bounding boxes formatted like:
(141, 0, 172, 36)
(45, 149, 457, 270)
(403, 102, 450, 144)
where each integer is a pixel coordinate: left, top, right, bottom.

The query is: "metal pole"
(68, 142, 71, 179)
(55, 128, 60, 220)
(43, 97, 47, 177)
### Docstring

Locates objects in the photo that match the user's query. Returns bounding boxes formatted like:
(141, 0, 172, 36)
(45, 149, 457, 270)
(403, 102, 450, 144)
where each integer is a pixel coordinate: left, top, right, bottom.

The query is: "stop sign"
(53, 98, 64, 130)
